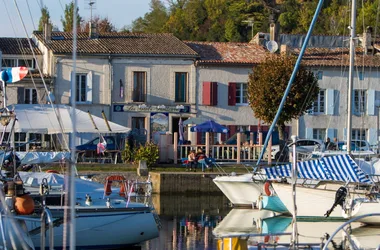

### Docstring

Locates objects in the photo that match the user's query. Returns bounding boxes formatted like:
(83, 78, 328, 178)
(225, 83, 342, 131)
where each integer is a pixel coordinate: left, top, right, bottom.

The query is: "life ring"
(264, 181, 272, 196)
(46, 170, 59, 174)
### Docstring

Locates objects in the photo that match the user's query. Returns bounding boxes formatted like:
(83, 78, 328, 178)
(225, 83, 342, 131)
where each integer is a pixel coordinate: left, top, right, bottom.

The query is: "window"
(15, 132, 26, 151)
(2, 58, 34, 69)
(175, 72, 187, 102)
(132, 117, 145, 130)
(352, 129, 366, 141)
(132, 72, 146, 102)
(236, 83, 248, 105)
(359, 72, 364, 80)
(354, 90, 366, 114)
(313, 128, 326, 140)
(24, 88, 38, 104)
(29, 133, 42, 149)
(203, 82, 218, 106)
(75, 74, 87, 103)
(312, 90, 325, 113)
(317, 71, 323, 80)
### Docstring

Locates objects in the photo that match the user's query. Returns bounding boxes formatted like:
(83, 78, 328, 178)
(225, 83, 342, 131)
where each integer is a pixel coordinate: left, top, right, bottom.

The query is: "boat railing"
(12, 207, 55, 250)
(322, 213, 380, 250)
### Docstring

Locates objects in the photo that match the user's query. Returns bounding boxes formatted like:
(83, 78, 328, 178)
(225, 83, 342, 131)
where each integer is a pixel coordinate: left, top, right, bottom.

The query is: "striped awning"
(265, 154, 372, 184)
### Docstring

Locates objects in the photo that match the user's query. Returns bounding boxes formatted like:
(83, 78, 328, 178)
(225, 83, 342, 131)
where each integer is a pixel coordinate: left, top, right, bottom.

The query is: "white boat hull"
(343, 198, 380, 225)
(28, 207, 159, 248)
(213, 174, 264, 207)
(271, 182, 343, 218)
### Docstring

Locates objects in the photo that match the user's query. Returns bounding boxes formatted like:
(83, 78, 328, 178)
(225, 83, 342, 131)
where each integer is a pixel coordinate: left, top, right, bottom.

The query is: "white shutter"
(343, 128, 347, 141)
(326, 89, 335, 115)
(368, 128, 376, 148)
(367, 89, 375, 115)
(327, 128, 336, 140)
(86, 71, 93, 103)
(305, 127, 313, 139)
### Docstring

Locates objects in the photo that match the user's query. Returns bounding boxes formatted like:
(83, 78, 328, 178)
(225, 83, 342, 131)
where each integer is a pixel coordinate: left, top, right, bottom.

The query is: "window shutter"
(367, 89, 375, 115)
(203, 82, 211, 105)
(202, 82, 218, 106)
(17, 87, 24, 104)
(368, 128, 376, 148)
(327, 128, 336, 140)
(228, 82, 236, 106)
(305, 128, 313, 139)
(343, 128, 347, 141)
(70, 71, 74, 104)
(86, 71, 93, 103)
(326, 89, 335, 115)
(197, 132, 202, 145)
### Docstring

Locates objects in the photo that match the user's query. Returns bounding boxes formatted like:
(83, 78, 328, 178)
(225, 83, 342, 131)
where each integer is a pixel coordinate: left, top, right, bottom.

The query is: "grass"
(42, 162, 253, 174)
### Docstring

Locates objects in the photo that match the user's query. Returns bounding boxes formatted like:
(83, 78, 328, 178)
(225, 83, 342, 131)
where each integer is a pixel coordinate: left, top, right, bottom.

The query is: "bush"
(134, 142, 159, 169)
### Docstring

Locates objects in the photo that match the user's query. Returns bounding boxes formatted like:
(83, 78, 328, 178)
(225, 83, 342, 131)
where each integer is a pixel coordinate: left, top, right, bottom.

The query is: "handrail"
(40, 207, 54, 250)
(322, 213, 380, 250)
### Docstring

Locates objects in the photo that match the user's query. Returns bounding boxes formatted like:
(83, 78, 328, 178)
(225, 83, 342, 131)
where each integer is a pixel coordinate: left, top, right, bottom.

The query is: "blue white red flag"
(0, 67, 28, 83)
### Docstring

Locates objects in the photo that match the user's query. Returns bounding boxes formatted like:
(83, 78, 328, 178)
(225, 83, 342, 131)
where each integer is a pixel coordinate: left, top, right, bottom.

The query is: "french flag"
(0, 67, 28, 83)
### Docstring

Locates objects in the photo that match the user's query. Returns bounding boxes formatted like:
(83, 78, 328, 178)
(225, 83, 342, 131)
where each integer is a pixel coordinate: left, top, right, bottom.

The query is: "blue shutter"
(305, 128, 313, 139)
(367, 89, 375, 115)
(326, 89, 335, 115)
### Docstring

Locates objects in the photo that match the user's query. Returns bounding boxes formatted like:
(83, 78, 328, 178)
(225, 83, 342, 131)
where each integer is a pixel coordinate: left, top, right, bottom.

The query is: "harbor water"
(136, 194, 380, 250)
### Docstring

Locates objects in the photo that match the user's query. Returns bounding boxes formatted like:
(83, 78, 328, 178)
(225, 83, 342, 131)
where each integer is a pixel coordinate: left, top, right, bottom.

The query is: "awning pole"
(101, 110, 112, 132)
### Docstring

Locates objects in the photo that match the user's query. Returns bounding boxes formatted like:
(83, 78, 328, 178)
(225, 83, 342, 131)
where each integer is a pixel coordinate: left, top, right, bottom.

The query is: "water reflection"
(138, 194, 380, 250)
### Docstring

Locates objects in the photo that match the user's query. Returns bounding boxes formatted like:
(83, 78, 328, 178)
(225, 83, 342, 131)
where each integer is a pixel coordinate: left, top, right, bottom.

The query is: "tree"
(131, 0, 169, 33)
(81, 16, 116, 33)
(61, 2, 83, 32)
(247, 54, 319, 141)
(38, 6, 52, 31)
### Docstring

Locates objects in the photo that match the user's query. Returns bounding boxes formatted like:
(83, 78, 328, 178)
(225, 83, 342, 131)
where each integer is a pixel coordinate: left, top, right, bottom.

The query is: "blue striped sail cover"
(265, 154, 372, 184)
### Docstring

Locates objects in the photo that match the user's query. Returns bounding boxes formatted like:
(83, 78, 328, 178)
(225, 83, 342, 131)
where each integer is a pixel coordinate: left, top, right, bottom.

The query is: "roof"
(33, 32, 198, 56)
(296, 47, 380, 67)
(0, 38, 41, 55)
(185, 41, 267, 65)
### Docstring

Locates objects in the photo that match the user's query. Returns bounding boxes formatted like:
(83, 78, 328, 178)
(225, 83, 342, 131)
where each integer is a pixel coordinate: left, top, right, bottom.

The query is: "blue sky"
(0, 0, 152, 37)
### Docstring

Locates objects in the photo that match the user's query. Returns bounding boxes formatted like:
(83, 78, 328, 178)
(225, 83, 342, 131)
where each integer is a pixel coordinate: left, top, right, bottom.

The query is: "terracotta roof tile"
(0, 38, 41, 55)
(33, 32, 198, 56)
(185, 41, 267, 65)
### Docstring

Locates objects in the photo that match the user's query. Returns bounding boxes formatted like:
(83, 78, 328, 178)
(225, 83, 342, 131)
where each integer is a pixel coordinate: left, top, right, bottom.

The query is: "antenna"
(266, 40, 279, 53)
(242, 18, 254, 39)
(85, 0, 97, 22)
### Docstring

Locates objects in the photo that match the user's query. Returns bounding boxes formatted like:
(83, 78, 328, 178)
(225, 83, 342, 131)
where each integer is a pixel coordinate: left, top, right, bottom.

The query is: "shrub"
(134, 142, 159, 168)
(121, 142, 135, 163)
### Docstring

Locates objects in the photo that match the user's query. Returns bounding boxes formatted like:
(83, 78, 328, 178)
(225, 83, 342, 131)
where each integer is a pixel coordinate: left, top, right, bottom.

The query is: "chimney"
(280, 44, 289, 55)
(89, 22, 98, 39)
(270, 23, 280, 43)
(250, 32, 265, 45)
(44, 23, 52, 43)
(362, 26, 373, 55)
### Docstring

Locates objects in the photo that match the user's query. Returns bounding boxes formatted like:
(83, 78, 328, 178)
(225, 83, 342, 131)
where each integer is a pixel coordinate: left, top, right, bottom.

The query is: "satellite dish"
(266, 40, 279, 53)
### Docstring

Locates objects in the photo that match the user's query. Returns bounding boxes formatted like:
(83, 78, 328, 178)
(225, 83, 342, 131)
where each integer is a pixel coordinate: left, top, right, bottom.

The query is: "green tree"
(357, 0, 379, 34)
(61, 2, 83, 32)
(278, 0, 300, 33)
(38, 6, 52, 31)
(131, 0, 169, 33)
(247, 54, 319, 141)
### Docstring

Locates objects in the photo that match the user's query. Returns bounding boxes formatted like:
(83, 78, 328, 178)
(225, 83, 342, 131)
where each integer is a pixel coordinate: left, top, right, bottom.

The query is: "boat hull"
(28, 208, 159, 248)
(213, 174, 264, 207)
(344, 198, 380, 225)
(271, 182, 343, 218)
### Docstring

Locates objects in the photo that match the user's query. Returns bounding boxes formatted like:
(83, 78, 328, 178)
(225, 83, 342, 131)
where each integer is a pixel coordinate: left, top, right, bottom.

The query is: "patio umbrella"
(183, 117, 209, 125)
(190, 120, 229, 133)
(178, 117, 184, 145)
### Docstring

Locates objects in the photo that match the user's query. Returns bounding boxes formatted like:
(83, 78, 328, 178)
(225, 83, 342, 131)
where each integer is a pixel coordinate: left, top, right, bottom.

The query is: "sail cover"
(265, 154, 372, 184)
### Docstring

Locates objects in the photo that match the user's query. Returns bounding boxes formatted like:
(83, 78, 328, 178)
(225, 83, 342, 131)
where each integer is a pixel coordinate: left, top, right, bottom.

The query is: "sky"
(0, 0, 152, 37)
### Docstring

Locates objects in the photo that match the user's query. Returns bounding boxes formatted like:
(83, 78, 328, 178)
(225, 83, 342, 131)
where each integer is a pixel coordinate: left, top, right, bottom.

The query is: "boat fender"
(46, 170, 59, 174)
(264, 182, 272, 196)
(14, 194, 34, 215)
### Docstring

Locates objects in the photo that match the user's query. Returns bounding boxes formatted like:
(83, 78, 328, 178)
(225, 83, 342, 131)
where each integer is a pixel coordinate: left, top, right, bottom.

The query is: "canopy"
(265, 154, 372, 184)
(183, 117, 209, 125)
(0, 104, 130, 134)
(190, 120, 229, 133)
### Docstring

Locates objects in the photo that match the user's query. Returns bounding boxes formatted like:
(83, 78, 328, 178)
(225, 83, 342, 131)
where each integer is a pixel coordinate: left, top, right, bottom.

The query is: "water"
(135, 194, 380, 250)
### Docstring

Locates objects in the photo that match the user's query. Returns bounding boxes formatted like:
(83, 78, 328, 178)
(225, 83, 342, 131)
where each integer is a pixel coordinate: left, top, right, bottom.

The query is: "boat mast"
(69, 0, 78, 248)
(347, 0, 357, 154)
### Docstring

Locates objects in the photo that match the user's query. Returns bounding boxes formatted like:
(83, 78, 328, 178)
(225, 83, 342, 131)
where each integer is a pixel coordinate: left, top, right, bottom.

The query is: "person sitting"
(188, 150, 196, 172)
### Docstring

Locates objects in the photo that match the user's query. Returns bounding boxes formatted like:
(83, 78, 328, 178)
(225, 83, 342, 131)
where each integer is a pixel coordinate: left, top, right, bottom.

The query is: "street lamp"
(375, 100, 380, 154)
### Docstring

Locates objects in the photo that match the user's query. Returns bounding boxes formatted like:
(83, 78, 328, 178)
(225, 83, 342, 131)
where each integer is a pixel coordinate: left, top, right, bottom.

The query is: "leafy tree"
(356, 0, 379, 34)
(131, 0, 169, 33)
(61, 2, 83, 32)
(247, 54, 319, 141)
(278, 0, 300, 33)
(320, 0, 350, 35)
(38, 6, 52, 31)
(81, 16, 116, 33)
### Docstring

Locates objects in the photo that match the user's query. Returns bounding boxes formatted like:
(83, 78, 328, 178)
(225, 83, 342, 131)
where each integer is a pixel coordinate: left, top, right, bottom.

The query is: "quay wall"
(149, 172, 223, 194)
